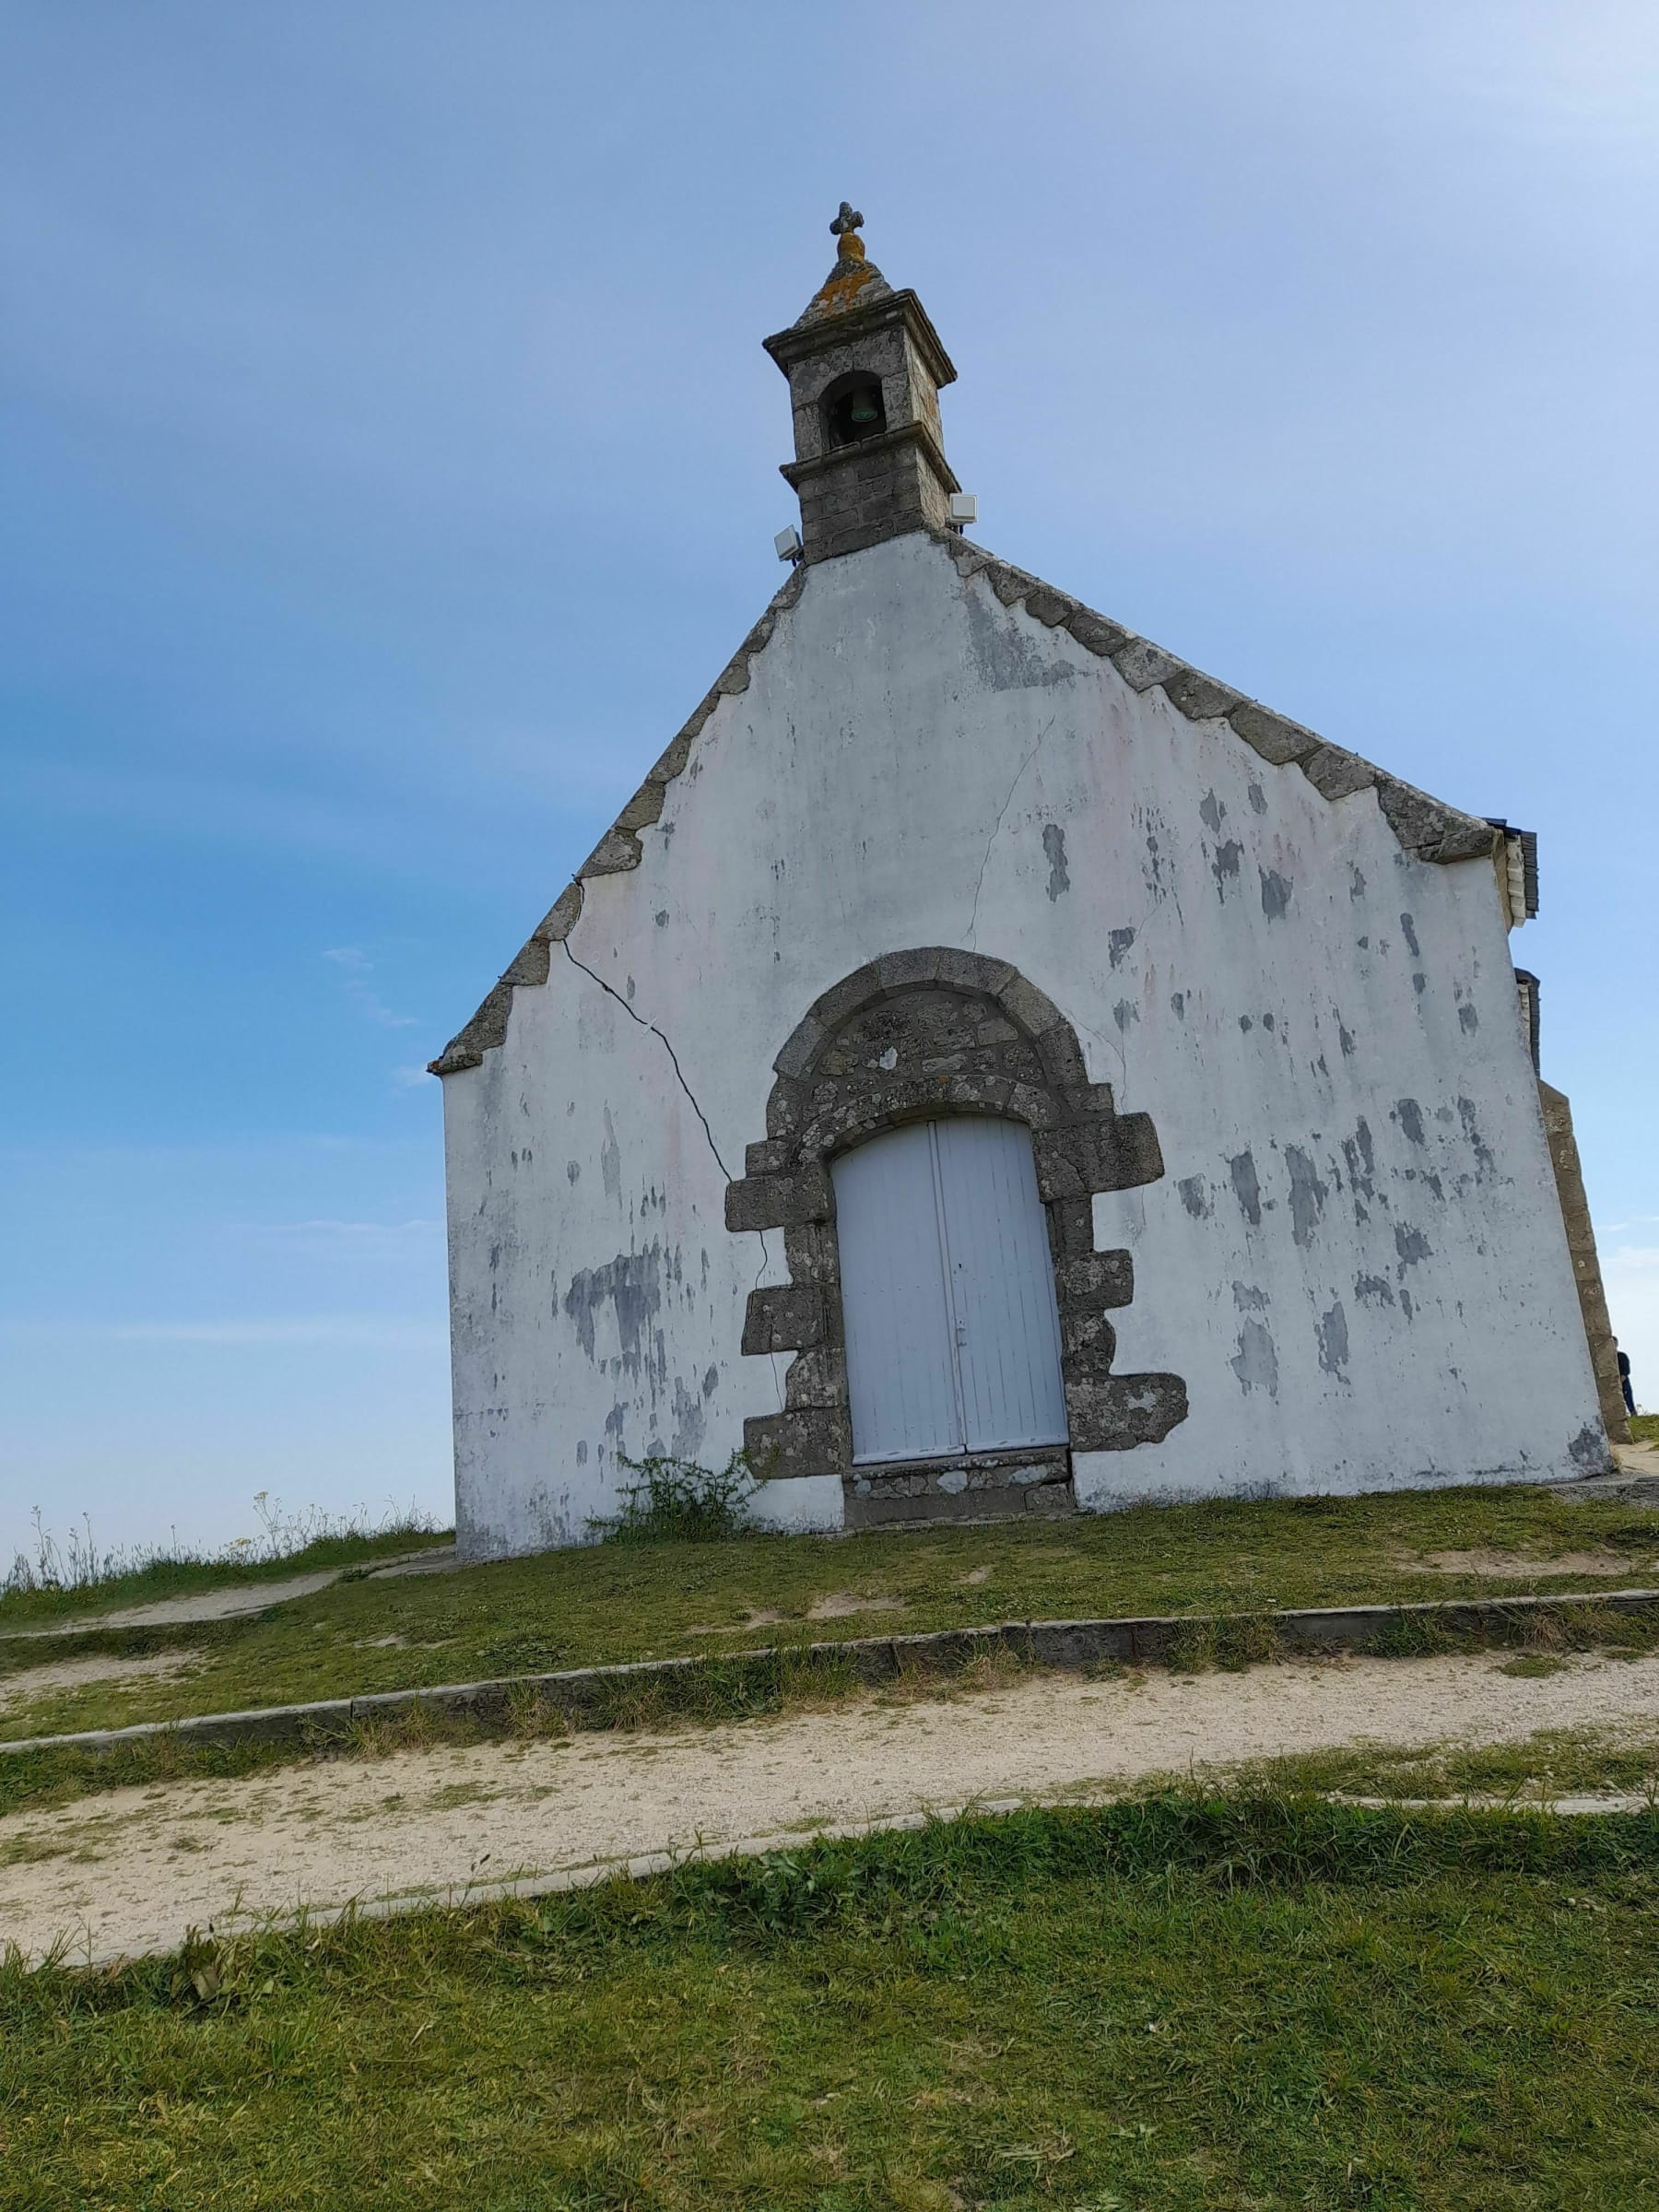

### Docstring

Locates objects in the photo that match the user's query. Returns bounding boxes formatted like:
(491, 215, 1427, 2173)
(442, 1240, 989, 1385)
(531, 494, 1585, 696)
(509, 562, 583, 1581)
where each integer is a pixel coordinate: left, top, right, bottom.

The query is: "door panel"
(935, 1117, 1069, 1451)
(831, 1116, 1069, 1465)
(831, 1123, 962, 1463)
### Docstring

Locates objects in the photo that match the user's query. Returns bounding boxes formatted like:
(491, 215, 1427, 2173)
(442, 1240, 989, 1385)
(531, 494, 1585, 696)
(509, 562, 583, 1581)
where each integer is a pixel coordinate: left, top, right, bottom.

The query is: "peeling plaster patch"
(654, 911, 670, 928)
(576, 1440, 588, 1465)
(1248, 780, 1267, 815)
(1316, 1300, 1351, 1377)
(1042, 822, 1071, 901)
(1350, 867, 1367, 900)
(702, 1364, 719, 1396)
(1396, 1099, 1427, 1147)
(563, 1243, 664, 1373)
(1230, 1319, 1279, 1396)
(1338, 1025, 1357, 1059)
(1144, 830, 1166, 892)
(1112, 998, 1140, 1033)
(1169, 991, 1185, 1019)
(1400, 913, 1421, 958)
(670, 1375, 707, 1459)
(1285, 1146, 1329, 1247)
(1340, 1121, 1376, 1204)
(566, 1161, 580, 1185)
(1232, 1282, 1269, 1312)
(1413, 972, 1427, 996)
(962, 582, 1076, 691)
(1108, 926, 1136, 970)
(1459, 1004, 1480, 1034)
(1229, 1150, 1263, 1227)
(1211, 840, 1243, 898)
(1355, 1272, 1395, 1308)
(1239, 1016, 1253, 1033)
(600, 1109, 622, 1202)
(1570, 1422, 1609, 1472)
(1458, 1097, 1496, 1175)
(1260, 868, 1293, 921)
(1199, 791, 1226, 834)
(1177, 1176, 1210, 1219)
(1401, 1288, 1416, 1322)
(1262, 1014, 1276, 1033)
(1394, 1224, 1432, 1269)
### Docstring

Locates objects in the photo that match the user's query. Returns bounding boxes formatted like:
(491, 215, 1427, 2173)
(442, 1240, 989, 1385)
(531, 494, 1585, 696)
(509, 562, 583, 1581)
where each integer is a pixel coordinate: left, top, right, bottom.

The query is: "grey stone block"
(535, 882, 583, 941)
(765, 1077, 807, 1139)
(744, 1137, 794, 1177)
(1060, 1305, 1117, 1374)
(1228, 701, 1320, 766)
(772, 1015, 829, 1080)
(997, 972, 1065, 1038)
(876, 946, 947, 993)
(1112, 639, 1184, 692)
(783, 1345, 846, 1409)
(1065, 1371, 1189, 1451)
(1299, 745, 1376, 801)
(1162, 668, 1241, 723)
(1021, 586, 1073, 627)
(742, 1283, 826, 1355)
(1056, 1249, 1135, 1308)
(615, 782, 666, 831)
(580, 827, 641, 877)
(724, 1168, 832, 1234)
(502, 936, 551, 989)
(1065, 608, 1132, 657)
(744, 1406, 852, 1480)
(989, 562, 1037, 606)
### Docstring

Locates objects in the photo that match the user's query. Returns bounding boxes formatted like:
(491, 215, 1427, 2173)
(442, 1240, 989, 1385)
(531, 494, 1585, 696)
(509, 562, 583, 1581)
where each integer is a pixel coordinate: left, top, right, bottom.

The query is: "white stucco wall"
(441, 531, 1604, 1557)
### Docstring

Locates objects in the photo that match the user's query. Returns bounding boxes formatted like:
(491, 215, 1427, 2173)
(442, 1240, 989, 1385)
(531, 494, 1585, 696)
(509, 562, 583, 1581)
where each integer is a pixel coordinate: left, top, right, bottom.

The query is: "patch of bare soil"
(0, 1652, 197, 1717)
(684, 1609, 785, 1638)
(805, 1592, 905, 1620)
(10, 1648, 1659, 1967)
(1412, 1549, 1641, 1579)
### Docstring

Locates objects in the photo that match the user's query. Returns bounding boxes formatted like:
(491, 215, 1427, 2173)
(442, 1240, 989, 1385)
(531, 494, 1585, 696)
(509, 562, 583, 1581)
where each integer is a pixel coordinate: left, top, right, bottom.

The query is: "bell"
(848, 389, 880, 425)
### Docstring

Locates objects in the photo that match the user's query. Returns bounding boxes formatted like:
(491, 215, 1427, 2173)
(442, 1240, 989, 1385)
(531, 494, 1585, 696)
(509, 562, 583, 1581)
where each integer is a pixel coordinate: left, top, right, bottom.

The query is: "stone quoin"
(429, 206, 1624, 1559)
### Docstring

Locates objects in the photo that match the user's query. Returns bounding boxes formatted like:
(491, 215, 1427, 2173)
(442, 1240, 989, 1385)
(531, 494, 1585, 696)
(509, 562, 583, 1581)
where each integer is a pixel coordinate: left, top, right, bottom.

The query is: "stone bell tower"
(763, 203, 960, 563)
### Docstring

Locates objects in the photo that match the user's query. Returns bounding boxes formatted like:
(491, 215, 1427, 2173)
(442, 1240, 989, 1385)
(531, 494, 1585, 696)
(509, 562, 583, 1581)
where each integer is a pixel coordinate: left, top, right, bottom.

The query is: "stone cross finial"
(830, 202, 864, 240)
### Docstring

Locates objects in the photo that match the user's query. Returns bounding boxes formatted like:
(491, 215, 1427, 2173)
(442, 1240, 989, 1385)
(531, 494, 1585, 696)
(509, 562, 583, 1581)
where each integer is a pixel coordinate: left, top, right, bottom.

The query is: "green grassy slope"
(6, 1799, 1659, 2210)
(4, 1484, 1657, 1745)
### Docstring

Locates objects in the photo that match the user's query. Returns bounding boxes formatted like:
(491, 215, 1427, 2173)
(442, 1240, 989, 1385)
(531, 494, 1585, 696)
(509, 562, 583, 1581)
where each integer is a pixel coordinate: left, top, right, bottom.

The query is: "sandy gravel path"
(6, 1647, 1659, 1967)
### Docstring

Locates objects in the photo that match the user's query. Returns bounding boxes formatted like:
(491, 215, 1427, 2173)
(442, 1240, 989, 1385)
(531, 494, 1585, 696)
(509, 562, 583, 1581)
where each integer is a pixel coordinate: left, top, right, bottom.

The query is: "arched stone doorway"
(725, 948, 1188, 1524)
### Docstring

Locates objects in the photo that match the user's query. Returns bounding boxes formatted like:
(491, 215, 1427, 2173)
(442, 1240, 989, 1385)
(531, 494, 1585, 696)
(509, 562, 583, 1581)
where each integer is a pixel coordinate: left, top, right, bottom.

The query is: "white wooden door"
(832, 1116, 1069, 1465)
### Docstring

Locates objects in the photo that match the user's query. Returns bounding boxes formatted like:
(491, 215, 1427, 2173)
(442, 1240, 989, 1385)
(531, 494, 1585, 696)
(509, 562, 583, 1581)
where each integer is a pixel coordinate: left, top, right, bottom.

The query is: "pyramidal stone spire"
(763, 203, 959, 562)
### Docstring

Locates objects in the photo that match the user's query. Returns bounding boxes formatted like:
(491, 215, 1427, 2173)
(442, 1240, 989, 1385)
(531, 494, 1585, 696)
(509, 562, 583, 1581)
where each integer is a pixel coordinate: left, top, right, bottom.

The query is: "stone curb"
(6, 1587, 1659, 1764)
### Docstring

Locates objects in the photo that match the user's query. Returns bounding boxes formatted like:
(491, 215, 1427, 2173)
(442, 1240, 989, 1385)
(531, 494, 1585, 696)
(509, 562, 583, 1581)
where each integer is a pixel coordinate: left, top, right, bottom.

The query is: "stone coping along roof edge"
(6, 1586, 1654, 1761)
(429, 530, 1500, 1077)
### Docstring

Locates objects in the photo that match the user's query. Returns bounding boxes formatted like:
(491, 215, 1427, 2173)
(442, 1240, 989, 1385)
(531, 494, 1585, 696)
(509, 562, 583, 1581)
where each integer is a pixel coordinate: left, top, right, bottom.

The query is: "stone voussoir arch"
(724, 947, 1189, 1497)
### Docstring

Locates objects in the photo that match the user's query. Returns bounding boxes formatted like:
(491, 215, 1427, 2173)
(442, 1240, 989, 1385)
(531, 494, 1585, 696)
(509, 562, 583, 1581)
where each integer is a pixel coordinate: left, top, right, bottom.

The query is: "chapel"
(430, 207, 1625, 1558)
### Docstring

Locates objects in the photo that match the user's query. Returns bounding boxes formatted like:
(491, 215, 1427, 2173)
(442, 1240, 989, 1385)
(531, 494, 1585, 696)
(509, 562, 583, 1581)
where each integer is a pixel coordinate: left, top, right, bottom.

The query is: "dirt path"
(6, 1647, 1658, 1967)
(2, 1546, 458, 1639)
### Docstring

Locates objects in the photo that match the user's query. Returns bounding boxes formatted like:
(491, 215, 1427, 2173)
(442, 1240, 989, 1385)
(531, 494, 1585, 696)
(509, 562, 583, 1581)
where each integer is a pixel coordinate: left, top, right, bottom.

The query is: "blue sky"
(4, 1, 1655, 1559)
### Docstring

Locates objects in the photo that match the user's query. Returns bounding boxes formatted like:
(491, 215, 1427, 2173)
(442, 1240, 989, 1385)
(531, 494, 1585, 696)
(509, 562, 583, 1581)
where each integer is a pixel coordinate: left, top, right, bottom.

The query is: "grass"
(1631, 1413, 1659, 1446)
(8, 1593, 1659, 1828)
(0, 1499, 445, 1630)
(6, 1795, 1659, 2207)
(3, 1480, 1656, 1753)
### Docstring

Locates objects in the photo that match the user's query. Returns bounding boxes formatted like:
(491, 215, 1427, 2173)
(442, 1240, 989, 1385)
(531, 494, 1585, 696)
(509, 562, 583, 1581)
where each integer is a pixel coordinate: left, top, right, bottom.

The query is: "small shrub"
(591, 1452, 757, 1545)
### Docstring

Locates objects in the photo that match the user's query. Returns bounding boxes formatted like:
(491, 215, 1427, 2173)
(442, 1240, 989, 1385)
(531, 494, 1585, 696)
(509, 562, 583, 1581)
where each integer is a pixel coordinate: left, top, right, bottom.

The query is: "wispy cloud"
(324, 946, 418, 1030)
